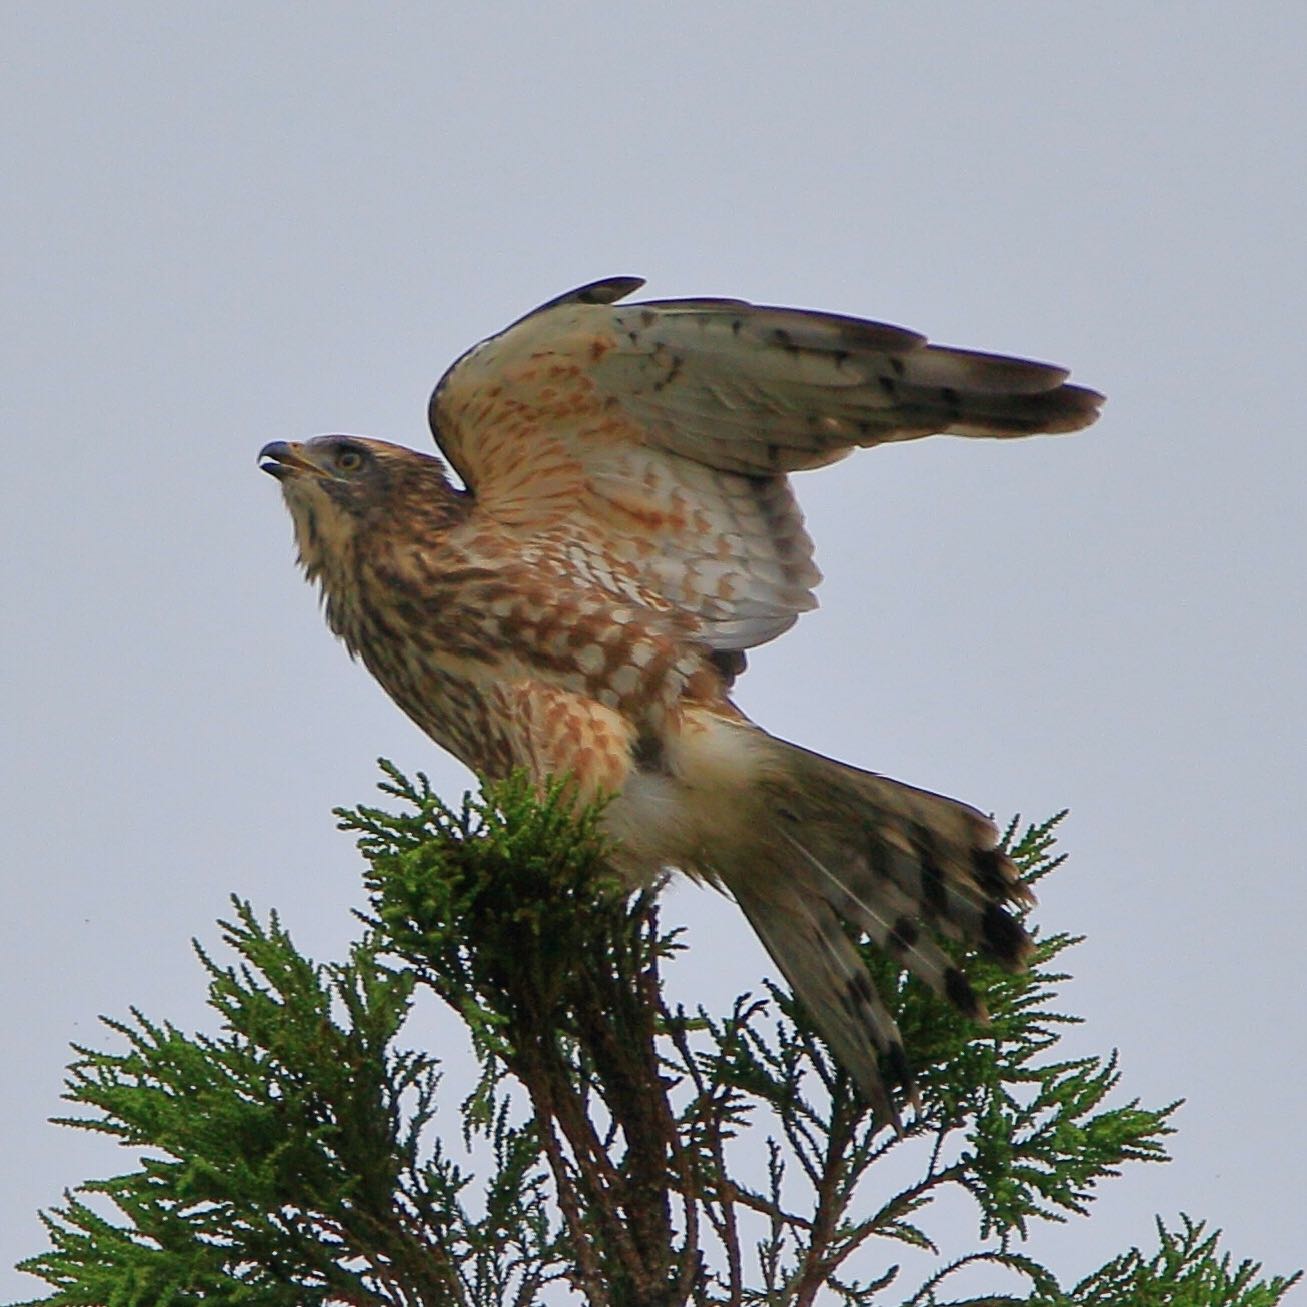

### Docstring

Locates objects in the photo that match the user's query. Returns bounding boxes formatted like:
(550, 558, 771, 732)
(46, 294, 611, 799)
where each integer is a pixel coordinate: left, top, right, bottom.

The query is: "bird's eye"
(335, 447, 365, 473)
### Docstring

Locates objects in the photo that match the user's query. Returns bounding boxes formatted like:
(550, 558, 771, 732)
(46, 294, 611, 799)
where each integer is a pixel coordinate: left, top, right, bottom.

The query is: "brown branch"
(792, 1089, 860, 1307)
(512, 920, 685, 1303)
(531, 1091, 610, 1307)
(796, 1155, 973, 1302)
(538, 1051, 653, 1292)
(645, 982, 705, 1306)
(726, 1183, 814, 1232)
(662, 999, 743, 1303)
(573, 975, 673, 1286)
(870, 1161, 966, 1235)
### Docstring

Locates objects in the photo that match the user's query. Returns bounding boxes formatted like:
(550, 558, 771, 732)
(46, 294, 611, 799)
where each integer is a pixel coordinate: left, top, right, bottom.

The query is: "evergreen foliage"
(12, 767, 1301, 1306)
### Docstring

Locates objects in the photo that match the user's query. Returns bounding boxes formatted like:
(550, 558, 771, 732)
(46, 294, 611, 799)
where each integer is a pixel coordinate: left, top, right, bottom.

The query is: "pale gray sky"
(4, 3, 1304, 1300)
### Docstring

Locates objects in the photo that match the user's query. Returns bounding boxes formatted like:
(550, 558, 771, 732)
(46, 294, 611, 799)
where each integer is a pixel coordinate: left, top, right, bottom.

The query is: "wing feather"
(429, 279, 1102, 652)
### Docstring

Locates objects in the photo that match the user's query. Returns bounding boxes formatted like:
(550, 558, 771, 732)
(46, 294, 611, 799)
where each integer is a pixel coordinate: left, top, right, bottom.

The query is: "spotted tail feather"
(725, 735, 1033, 1127)
(730, 874, 916, 1127)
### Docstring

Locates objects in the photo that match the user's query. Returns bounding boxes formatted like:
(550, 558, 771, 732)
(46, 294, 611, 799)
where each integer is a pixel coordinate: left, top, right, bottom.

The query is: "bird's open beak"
(259, 441, 322, 481)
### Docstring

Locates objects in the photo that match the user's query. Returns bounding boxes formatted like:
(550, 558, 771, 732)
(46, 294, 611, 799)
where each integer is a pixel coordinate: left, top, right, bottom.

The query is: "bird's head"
(259, 435, 463, 583)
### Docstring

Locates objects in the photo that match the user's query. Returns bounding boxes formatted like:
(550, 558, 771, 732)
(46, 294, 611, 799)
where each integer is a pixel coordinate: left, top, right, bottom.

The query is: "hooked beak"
(258, 440, 322, 481)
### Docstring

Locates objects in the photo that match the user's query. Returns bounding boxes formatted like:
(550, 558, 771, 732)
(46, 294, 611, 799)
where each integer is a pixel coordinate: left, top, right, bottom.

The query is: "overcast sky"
(4, 4, 1304, 1301)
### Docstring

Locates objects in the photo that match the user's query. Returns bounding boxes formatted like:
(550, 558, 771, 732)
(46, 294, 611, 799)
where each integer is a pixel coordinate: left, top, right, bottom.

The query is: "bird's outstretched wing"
(429, 277, 1103, 652)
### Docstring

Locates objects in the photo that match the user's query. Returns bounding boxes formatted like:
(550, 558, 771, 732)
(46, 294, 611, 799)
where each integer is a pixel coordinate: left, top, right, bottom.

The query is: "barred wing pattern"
(430, 277, 1101, 651)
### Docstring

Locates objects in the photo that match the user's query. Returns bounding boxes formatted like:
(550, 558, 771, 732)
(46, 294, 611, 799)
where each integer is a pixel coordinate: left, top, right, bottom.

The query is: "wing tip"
(532, 276, 646, 314)
(494, 277, 645, 335)
(1044, 382, 1107, 432)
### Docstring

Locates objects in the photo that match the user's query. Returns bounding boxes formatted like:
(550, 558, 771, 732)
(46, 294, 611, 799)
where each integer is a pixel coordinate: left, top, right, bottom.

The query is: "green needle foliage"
(11, 766, 1301, 1307)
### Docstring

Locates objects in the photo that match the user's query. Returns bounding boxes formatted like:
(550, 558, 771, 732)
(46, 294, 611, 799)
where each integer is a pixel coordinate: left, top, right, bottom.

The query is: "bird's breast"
(318, 530, 730, 782)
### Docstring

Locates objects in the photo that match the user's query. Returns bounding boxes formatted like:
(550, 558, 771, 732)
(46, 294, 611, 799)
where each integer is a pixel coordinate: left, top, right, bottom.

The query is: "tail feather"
(777, 826, 964, 1010)
(778, 742, 1034, 965)
(859, 810, 1033, 966)
(731, 876, 912, 1127)
(717, 731, 1034, 1126)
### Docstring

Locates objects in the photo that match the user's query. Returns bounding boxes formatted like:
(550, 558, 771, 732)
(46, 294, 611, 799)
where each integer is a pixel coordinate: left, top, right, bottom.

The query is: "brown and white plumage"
(260, 277, 1102, 1126)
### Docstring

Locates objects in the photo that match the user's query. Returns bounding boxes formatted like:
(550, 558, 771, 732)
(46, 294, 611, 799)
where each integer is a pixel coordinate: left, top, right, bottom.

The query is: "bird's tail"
(718, 732, 1033, 1128)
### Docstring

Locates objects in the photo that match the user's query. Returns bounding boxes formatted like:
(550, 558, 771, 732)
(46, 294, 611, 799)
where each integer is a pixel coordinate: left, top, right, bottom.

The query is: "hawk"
(260, 277, 1102, 1125)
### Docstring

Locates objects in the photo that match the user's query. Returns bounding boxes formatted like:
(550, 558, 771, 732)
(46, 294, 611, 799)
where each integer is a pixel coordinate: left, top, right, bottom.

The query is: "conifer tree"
(12, 767, 1301, 1306)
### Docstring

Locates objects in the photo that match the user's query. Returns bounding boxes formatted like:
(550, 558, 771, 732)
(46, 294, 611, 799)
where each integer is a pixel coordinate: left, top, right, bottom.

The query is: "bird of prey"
(260, 277, 1102, 1125)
